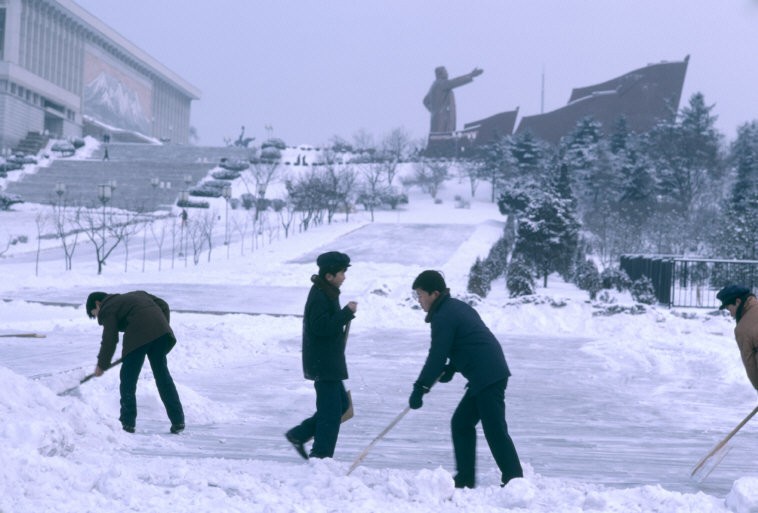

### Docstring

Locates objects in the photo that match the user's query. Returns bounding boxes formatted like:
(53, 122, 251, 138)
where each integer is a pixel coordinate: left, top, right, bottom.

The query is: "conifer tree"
(717, 121, 758, 258)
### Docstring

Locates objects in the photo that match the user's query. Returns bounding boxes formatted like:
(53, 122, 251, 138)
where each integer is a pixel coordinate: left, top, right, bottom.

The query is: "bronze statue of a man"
(423, 66, 483, 134)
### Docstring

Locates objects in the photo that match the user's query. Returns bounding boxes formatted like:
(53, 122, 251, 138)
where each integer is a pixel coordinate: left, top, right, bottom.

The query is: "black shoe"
(285, 432, 309, 460)
(500, 473, 521, 487)
(454, 474, 475, 489)
(122, 424, 135, 434)
(170, 423, 185, 434)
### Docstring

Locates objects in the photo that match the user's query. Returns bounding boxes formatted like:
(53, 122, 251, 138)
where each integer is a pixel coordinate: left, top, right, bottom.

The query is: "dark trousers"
(451, 378, 522, 486)
(119, 334, 184, 428)
(288, 380, 349, 458)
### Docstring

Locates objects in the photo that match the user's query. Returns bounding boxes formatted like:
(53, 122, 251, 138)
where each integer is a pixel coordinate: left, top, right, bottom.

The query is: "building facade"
(0, 0, 199, 150)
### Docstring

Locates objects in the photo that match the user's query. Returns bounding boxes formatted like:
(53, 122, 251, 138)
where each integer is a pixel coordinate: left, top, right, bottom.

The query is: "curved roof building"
(516, 56, 689, 144)
(0, 0, 200, 150)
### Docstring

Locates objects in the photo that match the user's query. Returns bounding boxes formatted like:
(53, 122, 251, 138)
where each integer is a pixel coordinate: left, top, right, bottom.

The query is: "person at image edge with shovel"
(718, 285, 758, 392)
(87, 290, 185, 434)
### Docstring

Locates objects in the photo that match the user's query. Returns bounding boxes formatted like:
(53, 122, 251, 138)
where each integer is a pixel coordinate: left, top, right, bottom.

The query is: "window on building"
(0, 8, 6, 60)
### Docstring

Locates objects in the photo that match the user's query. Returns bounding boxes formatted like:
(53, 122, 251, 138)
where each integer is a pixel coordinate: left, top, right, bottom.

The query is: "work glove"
(438, 364, 456, 383)
(409, 382, 429, 410)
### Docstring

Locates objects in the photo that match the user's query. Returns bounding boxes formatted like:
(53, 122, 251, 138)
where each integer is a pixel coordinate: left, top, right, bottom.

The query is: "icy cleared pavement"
(2, 318, 755, 497)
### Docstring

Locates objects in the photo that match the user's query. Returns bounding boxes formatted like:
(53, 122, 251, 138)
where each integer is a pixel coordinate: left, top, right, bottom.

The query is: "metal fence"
(620, 255, 758, 308)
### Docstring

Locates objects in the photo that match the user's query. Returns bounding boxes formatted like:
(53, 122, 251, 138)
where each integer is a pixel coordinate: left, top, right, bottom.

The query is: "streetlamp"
(54, 182, 66, 206)
(222, 184, 232, 247)
(150, 177, 160, 211)
(179, 190, 189, 265)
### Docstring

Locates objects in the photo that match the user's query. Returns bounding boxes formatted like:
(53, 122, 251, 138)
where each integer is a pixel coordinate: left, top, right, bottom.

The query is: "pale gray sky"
(74, 0, 758, 147)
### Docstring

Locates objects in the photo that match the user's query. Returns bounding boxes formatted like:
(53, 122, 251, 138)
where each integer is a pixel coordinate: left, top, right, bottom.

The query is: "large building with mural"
(0, 0, 199, 150)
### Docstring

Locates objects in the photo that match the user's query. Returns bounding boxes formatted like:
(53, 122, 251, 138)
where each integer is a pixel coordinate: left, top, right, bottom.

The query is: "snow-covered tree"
(511, 186, 580, 288)
(715, 121, 758, 258)
(645, 93, 724, 222)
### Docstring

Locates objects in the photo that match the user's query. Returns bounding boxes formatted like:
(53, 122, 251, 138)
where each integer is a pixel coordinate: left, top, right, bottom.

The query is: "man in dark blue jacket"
(408, 270, 522, 488)
(286, 251, 357, 459)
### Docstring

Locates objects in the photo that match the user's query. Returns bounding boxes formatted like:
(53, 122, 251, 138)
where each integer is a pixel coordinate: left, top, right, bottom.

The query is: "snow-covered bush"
(630, 276, 657, 305)
(467, 257, 492, 297)
(600, 266, 631, 291)
(261, 138, 287, 150)
(506, 255, 535, 297)
(574, 259, 602, 300)
(176, 198, 209, 209)
(0, 192, 23, 210)
(240, 193, 255, 210)
(212, 169, 242, 180)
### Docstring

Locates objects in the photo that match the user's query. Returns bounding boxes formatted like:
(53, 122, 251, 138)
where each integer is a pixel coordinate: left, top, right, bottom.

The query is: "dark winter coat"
(416, 293, 510, 395)
(302, 275, 355, 381)
(96, 291, 175, 369)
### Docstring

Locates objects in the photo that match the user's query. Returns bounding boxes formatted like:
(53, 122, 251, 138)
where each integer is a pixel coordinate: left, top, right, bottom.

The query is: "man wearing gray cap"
(286, 251, 357, 459)
(717, 284, 758, 390)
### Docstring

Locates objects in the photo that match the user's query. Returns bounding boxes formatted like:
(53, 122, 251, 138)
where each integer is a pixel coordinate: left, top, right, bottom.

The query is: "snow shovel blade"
(57, 358, 123, 396)
(691, 443, 732, 483)
(689, 405, 758, 481)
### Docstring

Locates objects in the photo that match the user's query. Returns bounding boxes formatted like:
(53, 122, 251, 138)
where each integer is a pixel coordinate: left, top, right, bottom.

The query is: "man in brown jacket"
(717, 285, 758, 390)
(87, 290, 185, 434)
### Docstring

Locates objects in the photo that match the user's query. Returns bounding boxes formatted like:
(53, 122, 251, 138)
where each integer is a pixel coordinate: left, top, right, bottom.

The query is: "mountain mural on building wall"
(83, 72, 151, 135)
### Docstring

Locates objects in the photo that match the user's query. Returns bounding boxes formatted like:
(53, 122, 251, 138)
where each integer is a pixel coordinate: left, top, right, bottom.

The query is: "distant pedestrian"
(286, 251, 357, 459)
(103, 146, 109, 161)
(718, 285, 758, 391)
(180, 209, 188, 226)
(86, 290, 185, 434)
(407, 270, 522, 488)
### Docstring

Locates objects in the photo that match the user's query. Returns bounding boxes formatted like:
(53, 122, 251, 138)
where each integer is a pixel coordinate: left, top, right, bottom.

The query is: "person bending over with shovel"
(408, 270, 522, 489)
(286, 251, 357, 459)
(86, 290, 185, 435)
(718, 285, 758, 390)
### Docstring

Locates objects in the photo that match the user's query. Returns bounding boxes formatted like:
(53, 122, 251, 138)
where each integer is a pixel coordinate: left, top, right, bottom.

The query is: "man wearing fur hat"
(717, 284, 758, 390)
(286, 251, 357, 459)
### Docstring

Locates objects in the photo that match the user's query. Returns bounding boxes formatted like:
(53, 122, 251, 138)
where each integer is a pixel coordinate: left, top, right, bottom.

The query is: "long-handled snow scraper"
(347, 405, 410, 475)
(58, 358, 123, 396)
(690, 405, 758, 482)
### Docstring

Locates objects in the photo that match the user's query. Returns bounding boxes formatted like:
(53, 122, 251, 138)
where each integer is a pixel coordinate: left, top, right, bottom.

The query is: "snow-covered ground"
(2, 149, 758, 512)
